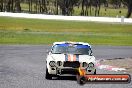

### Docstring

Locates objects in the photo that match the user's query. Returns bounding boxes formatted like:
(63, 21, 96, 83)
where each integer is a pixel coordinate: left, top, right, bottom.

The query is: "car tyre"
(77, 75, 86, 85)
(94, 69, 96, 74)
(45, 67, 53, 80)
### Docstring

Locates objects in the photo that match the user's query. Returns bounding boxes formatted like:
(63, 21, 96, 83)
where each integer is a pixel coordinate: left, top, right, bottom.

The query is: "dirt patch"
(100, 58, 132, 73)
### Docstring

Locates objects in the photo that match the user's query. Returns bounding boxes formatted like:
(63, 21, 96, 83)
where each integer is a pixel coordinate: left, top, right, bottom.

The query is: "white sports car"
(45, 41, 96, 79)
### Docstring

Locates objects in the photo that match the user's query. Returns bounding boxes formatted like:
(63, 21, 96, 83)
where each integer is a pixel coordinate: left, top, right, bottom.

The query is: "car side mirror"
(89, 49, 93, 56)
(90, 53, 93, 56)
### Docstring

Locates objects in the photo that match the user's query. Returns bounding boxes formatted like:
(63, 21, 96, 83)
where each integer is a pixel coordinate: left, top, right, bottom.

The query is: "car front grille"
(61, 68, 78, 75)
(63, 61, 80, 68)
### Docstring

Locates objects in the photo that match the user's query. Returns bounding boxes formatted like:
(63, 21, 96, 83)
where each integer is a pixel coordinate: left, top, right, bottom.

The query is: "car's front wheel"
(45, 67, 53, 80)
(76, 75, 86, 85)
(94, 69, 96, 74)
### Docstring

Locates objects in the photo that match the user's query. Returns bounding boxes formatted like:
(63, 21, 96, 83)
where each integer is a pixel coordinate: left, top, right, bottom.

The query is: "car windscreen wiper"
(74, 53, 83, 55)
(52, 52, 62, 54)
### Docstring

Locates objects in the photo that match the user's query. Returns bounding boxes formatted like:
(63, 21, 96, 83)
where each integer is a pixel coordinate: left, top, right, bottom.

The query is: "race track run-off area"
(0, 45, 132, 88)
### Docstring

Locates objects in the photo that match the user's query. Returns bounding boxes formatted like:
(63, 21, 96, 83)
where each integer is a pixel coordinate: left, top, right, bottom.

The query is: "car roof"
(53, 41, 91, 47)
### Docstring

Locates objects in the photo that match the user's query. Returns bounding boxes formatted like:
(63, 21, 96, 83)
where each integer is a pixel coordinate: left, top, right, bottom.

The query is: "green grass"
(0, 17, 132, 45)
(0, 17, 132, 33)
(0, 31, 132, 46)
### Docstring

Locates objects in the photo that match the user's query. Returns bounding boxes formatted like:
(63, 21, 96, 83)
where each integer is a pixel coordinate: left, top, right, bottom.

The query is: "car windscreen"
(51, 44, 92, 55)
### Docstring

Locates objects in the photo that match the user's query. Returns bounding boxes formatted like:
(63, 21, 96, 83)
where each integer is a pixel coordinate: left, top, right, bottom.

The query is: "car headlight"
(82, 62, 88, 68)
(49, 61, 56, 67)
(88, 62, 94, 68)
(57, 61, 62, 66)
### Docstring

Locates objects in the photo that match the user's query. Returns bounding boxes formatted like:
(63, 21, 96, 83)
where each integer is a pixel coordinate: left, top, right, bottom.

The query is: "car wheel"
(77, 75, 86, 85)
(45, 67, 53, 80)
(94, 69, 96, 74)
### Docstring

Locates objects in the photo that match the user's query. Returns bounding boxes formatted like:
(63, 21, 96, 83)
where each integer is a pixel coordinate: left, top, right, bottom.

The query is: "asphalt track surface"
(0, 45, 132, 88)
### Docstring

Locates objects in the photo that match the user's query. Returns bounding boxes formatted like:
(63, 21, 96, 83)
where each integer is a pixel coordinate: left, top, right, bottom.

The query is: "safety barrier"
(0, 12, 132, 24)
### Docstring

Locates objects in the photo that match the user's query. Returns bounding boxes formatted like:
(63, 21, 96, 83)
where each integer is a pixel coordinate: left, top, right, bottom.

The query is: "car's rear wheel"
(45, 67, 53, 80)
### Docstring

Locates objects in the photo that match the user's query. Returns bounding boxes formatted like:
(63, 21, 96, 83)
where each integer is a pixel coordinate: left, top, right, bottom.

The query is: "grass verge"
(0, 31, 132, 46)
(0, 17, 132, 45)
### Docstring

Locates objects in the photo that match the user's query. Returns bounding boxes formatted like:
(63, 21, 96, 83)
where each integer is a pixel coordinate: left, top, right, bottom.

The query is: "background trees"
(0, 0, 131, 17)
(122, 0, 132, 18)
